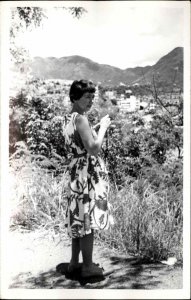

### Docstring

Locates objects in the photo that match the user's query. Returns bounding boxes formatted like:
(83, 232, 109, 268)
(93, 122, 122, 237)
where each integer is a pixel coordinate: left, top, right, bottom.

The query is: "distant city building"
(64, 95, 70, 106)
(120, 94, 125, 100)
(118, 93, 140, 112)
(105, 90, 116, 100)
(94, 85, 99, 102)
(126, 89, 132, 94)
(38, 86, 47, 96)
(125, 90, 132, 98)
(150, 102, 156, 110)
(140, 101, 149, 109)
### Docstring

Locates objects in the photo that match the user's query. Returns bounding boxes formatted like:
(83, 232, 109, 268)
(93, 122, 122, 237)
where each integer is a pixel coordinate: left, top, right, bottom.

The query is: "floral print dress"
(63, 112, 112, 238)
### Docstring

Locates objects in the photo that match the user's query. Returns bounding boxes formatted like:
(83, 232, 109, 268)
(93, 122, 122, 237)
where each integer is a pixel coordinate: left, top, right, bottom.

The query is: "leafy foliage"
(9, 77, 183, 261)
(103, 108, 183, 187)
(9, 145, 68, 231)
(9, 80, 70, 174)
(68, 7, 87, 18)
(8, 2, 183, 262)
(10, 6, 87, 66)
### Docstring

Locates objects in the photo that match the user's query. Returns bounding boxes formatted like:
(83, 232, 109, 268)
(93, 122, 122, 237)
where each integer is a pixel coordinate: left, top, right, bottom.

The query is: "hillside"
(29, 47, 183, 87)
(132, 47, 183, 86)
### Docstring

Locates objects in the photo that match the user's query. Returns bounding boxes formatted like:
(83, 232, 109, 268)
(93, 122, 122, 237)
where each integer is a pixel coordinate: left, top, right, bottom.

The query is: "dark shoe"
(68, 263, 81, 274)
(81, 263, 104, 278)
(66, 263, 82, 280)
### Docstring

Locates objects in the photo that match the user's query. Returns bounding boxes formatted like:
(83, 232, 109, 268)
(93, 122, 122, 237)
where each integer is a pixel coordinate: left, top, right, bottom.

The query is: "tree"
(10, 6, 87, 66)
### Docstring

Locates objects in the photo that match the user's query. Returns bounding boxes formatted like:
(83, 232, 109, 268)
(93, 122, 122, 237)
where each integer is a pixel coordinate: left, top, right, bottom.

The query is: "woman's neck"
(71, 104, 85, 115)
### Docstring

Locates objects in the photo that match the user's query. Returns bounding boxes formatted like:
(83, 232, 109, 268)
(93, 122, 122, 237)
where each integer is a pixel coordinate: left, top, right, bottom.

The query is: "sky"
(11, 1, 188, 69)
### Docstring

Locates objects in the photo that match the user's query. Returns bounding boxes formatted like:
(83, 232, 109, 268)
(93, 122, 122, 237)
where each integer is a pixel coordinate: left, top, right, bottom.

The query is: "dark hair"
(69, 80, 96, 103)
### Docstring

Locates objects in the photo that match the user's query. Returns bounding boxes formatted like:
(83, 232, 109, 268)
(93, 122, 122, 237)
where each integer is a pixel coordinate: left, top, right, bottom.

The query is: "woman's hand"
(76, 114, 111, 156)
(100, 114, 111, 131)
(92, 128, 98, 139)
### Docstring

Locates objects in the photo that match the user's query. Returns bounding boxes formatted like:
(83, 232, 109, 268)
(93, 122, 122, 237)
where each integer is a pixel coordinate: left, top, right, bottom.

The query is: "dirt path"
(7, 229, 182, 289)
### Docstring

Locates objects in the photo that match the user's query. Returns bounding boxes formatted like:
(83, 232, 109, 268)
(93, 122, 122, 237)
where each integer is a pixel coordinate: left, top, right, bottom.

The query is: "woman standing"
(63, 79, 112, 278)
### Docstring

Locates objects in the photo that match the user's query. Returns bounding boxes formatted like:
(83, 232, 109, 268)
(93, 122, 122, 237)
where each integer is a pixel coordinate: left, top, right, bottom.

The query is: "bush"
(97, 177, 183, 261)
(9, 81, 70, 174)
(9, 146, 69, 232)
(9, 79, 183, 262)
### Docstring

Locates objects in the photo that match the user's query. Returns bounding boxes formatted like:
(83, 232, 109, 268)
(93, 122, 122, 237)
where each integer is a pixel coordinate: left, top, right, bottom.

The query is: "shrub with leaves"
(104, 109, 183, 187)
(9, 142, 68, 232)
(9, 79, 183, 262)
(9, 80, 70, 174)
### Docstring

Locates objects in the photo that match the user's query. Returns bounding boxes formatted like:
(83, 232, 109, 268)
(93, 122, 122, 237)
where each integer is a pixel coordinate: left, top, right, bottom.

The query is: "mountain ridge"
(29, 47, 183, 87)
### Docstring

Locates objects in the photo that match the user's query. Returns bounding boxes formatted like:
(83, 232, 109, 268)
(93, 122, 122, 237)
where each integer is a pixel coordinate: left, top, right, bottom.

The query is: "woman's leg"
(80, 231, 94, 267)
(70, 237, 80, 266)
(80, 231, 103, 277)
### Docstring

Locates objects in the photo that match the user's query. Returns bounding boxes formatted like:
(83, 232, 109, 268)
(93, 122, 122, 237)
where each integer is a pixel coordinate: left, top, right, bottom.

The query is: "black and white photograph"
(0, 1, 190, 299)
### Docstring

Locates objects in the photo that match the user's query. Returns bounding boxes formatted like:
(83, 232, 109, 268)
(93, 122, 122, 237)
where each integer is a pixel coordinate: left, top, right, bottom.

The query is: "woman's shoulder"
(75, 113, 89, 127)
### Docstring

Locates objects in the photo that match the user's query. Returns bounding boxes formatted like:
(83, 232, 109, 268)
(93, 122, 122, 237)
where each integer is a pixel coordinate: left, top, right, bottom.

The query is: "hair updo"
(69, 80, 96, 103)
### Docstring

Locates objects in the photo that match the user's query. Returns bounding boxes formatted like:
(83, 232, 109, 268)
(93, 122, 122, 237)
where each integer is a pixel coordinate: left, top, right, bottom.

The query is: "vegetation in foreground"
(9, 77, 183, 262)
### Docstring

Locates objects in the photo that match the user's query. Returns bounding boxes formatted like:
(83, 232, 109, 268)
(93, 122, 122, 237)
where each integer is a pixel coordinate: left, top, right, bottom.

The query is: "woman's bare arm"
(76, 115, 110, 156)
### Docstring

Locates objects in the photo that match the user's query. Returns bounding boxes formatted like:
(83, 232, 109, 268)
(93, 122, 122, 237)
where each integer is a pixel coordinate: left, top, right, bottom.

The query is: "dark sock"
(70, 237, 80, 265)
(80, 232, 94, 267)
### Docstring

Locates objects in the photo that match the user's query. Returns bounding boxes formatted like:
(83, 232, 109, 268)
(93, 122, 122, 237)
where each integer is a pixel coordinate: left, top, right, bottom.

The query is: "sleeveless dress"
(63, 112, 112, 238)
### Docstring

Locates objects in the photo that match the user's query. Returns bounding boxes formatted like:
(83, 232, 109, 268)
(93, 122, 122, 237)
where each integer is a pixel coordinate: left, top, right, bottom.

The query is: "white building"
(118, 94, 140, 112)
(139, 101, 149, 109)
(117, 90, 140, 112)
(94, 85, 99, 102)
(105, 90, 116, 100)
(150, 102, 156, 110)
(64, 95, 70, 106)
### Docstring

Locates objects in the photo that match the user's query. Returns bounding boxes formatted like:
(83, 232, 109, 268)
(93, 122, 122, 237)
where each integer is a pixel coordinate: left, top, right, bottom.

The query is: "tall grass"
(96, 178, 183, 261)
(9, 151, 68, 234)
(9, 152, 183, 262)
